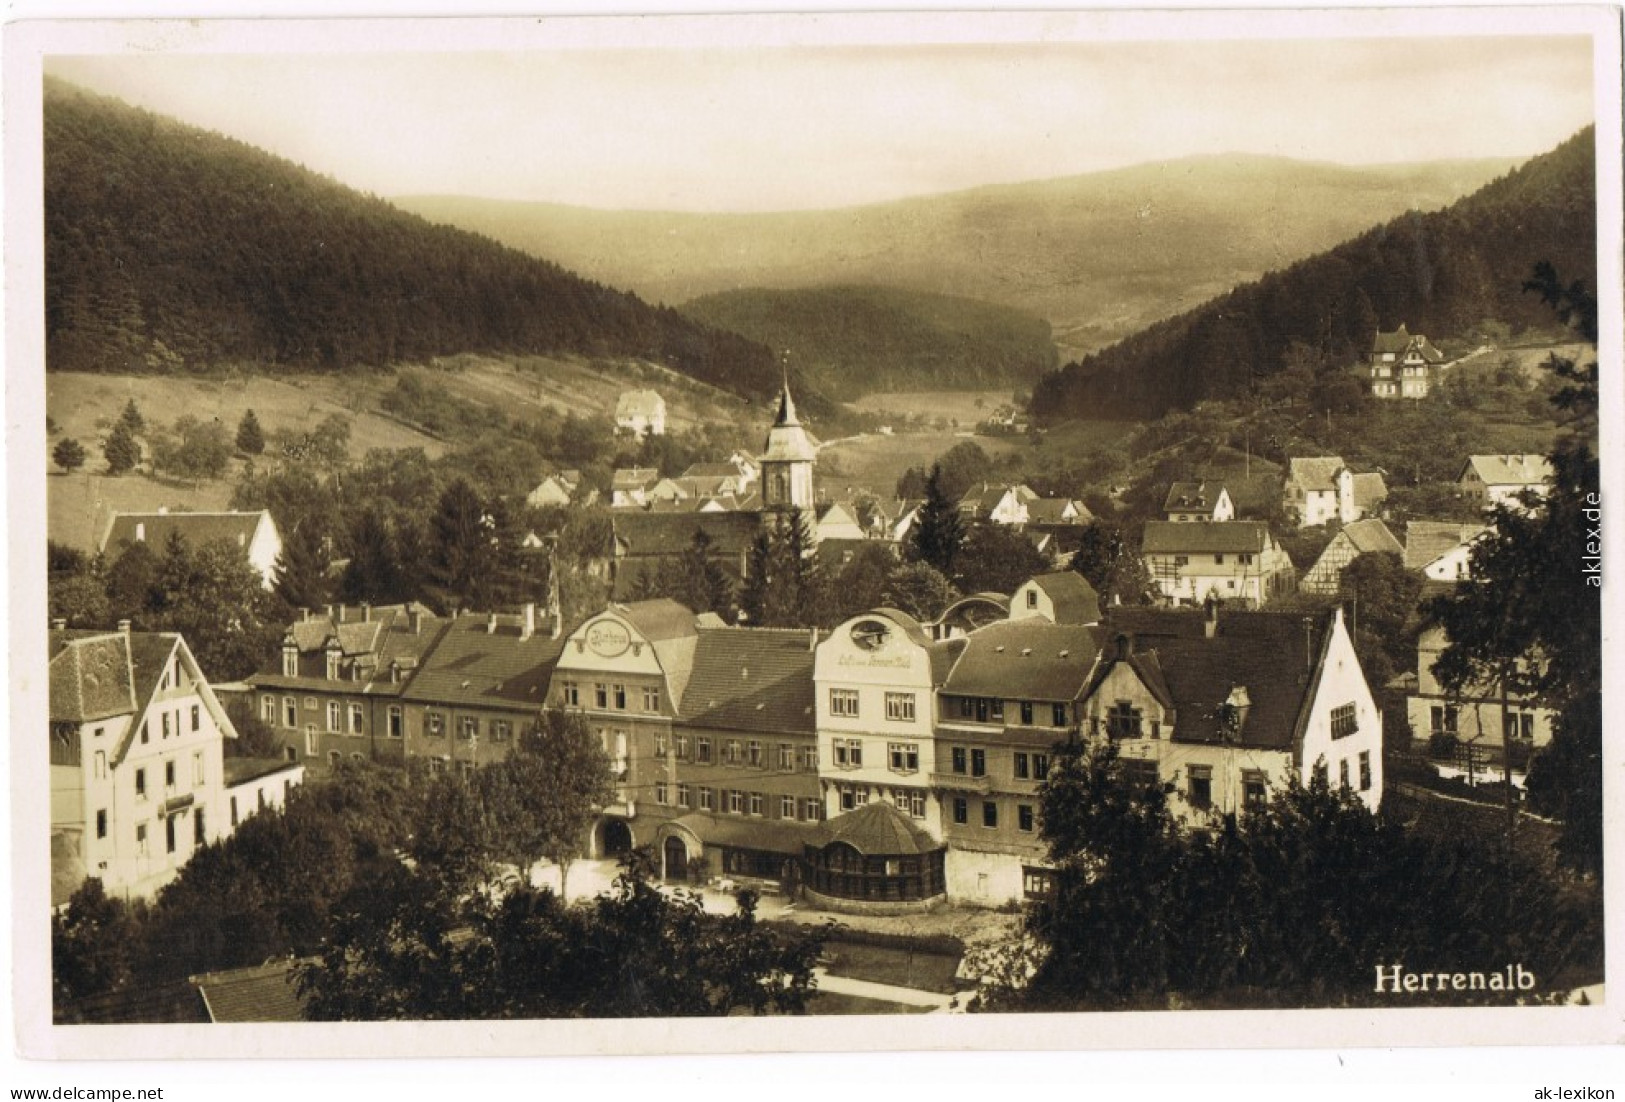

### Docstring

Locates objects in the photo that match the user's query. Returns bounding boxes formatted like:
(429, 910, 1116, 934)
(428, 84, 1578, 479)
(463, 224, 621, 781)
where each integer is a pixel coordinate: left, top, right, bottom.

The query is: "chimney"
(118, 619, 131, 635)
(299, 607, 310, 622)
(487, 613, 498, 635)
(521, 603, 535, 641)
(51, 618, 66, 631)
(409, 608, 422, 635)
(362, 602, 371, 623)
(157, 506, 168, 516)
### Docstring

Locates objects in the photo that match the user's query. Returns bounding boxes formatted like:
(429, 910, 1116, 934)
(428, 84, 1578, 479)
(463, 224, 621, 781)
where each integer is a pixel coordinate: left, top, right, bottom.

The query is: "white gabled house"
(615, 389, 667, 438)
(1140, 520, 1296, 607)
(1457, 454, 1553, 511)
(1085, 605, 1383, 823)
(50, 625, 241, 903)
(100, 510, 283, 590)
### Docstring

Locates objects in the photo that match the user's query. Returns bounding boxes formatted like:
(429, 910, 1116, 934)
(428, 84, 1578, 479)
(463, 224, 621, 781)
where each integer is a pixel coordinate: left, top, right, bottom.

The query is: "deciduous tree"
(53, 437, 87, 474)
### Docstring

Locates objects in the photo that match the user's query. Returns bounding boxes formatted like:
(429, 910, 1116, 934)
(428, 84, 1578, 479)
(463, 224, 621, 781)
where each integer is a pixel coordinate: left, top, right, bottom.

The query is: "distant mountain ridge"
(42, 78, 783, 403)
(678, 285, 1057, 400)
(1029, 128, 1597, 422)
(395, 153, 1521, 357)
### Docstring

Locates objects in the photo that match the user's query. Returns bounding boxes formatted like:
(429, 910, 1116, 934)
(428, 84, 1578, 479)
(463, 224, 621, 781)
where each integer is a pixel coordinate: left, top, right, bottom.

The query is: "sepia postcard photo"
(5, 3, 1622, 1066)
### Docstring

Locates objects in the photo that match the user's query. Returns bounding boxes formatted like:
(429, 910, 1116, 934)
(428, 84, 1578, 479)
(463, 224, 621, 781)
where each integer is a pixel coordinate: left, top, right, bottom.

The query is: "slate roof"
(1461, 454, 1553, 487)
(1103, 608, 1336, 750)
(815, 801, 941, 856)
(679, 627, 817, 734)
(192, 961, 306, 1023)
(1287, 457, 1346, 493)
(399, 612, 565, 711)
(260, 605, 451, 693)
(49, 631, 137, 723)
(1141, 520, 1272, 554)
(1403, 522, 1489, 572)
(941, 620, 1103, 702)
(1340, 518, 1403, 555)
(1163, 481, 1228, 514)
(1029, 571, 1102, 624)
(101, 510, 271, 557)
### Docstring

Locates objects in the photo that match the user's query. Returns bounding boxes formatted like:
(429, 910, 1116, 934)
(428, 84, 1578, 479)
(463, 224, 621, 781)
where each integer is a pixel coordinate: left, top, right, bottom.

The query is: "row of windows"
(951, 697, 1070, 729)
(836, 785, 927, 819)
(946, 747, 1050, 781)
(827, 689, 916, 721)
(948, 796, 1036, 832)
(424, 713, 513, 741)
(1167, 553, 1257, 567)
(656, 735, 820, 772)
(267, 695, 525, 744)
(1310, 752, 1374, 793)
(129, 805, 207, 857)
(655, 783, 825, 823)
(131, 751, 207, 800)
(1430, 705, 1538, 742)
(133, 704, 203, 748)
(559, 681, 661, 713)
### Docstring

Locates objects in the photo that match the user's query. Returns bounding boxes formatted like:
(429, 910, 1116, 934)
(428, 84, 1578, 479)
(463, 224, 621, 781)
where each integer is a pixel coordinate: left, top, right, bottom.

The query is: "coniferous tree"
(117, 398, 144, 436)
(236, 409, 265, 456)
(908, 464, 964, 578)
(274, 521, 332, 612)
(102, 420, 140, 476)
(426, 478, 495, 611)
(341, 508, 405, 606)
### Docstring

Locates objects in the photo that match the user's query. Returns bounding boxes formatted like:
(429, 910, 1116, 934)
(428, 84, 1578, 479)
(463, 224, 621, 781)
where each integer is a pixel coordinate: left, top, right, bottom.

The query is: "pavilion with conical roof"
(802, 800, 948, 914)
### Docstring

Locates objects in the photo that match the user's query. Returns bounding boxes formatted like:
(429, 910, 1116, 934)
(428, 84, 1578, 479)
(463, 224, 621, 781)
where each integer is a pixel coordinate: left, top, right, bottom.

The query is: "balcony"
(928, 771, 992, 795)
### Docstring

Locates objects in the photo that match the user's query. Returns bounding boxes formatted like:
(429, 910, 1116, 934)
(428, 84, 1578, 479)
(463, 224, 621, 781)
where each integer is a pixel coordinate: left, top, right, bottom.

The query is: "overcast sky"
(45, 34, 1596, 213)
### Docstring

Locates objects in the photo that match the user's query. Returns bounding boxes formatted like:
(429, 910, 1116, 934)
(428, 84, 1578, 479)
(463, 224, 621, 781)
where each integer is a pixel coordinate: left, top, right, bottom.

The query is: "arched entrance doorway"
(663, 835, 688, 882)
(601, 819, 633, 858)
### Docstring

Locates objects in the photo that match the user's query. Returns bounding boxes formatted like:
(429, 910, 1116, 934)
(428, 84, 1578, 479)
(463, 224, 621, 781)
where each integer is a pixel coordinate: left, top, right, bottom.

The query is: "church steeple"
(759, 376, 816, 524)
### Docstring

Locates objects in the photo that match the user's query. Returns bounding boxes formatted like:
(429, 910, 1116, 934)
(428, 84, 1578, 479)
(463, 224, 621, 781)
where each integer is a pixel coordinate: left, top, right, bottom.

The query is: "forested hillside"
(398, 154, 1518, 358)
(679, 285, 1056, 400)
(1030, 128, 1596, 421)
(43, 79, 780, 400)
